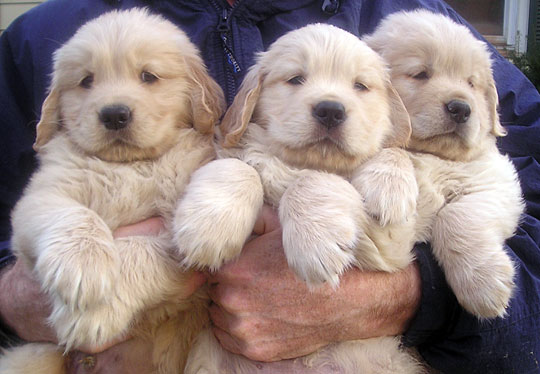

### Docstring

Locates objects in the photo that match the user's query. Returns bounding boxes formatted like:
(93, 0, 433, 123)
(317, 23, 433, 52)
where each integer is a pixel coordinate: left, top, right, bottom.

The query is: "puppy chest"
(67, 165, 179, 228)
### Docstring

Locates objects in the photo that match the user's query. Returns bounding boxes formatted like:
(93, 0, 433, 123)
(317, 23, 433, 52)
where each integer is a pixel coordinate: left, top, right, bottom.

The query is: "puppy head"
(221, 24, 410, 175)
(35, 8, 224, 162)
(365, 10, 505, 161)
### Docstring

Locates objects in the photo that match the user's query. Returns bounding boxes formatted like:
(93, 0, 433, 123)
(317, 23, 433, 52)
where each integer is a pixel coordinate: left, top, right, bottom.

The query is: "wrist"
(329, 263, 421, 343)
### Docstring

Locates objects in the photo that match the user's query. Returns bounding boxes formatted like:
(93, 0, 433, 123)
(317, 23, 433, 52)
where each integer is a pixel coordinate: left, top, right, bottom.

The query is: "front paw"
(449, 250, 515, 319)
(36, 239, 119, 311)
(279, 173, 362, 288)
(282, 222, 357, 288)
(50, 298, 132, 350)
(352, 148, 417, 226)
(174, 159, 264, 270)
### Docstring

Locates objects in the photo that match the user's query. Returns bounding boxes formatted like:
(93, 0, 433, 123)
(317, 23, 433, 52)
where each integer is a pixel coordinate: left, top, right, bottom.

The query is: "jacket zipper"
(209, 0, 243, 104)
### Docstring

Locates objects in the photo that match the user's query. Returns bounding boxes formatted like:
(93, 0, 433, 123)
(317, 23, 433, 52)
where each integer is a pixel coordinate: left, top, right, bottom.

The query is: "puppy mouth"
(105, 127, 135, 143)
(311, 126, 348, 151)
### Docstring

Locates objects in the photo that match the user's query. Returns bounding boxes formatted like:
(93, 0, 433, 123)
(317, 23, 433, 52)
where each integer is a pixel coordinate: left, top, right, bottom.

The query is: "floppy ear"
(220, 65, 263, 148)
(33, 88, 61, 152)
(486, 76, 506, 137)
(186, 56, 226, 135)
(383, 81, 412, 148)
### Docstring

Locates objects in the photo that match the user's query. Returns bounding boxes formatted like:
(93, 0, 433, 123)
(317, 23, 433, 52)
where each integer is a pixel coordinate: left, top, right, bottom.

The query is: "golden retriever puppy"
(178, 24, 424, 374)
(0, 9, 224, 374)
(365, 10, 524, 319)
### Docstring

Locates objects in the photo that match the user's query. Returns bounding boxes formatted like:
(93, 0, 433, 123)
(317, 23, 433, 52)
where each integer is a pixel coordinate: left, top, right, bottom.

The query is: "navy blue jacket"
(1, 1, 539, 372)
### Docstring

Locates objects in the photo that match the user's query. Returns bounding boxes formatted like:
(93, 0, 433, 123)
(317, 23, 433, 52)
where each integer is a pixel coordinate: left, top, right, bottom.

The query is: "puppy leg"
(432, 192, 516, 318)
(184, 328, 226, 374)
(51, 232, 195, 350)
(352, 148, 418, 226)
(279, 172, 388, 287)
(175, 159, 264, 270)
(11, 195, 129, 349)
(0, 343, 64, 374)
(303, 337, 426, 374)
(12, 196, 120, 312)
(186, 331, 426, 374)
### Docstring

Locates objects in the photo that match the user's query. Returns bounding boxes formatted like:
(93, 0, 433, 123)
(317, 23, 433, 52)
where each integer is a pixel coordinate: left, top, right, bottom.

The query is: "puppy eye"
(287, 75, 305, 85)
(468, 78, 475, 89)
(354, 82, 368, 91)
(411, 71, 429, 80)
(141, 71, 159, 84)
(80, 75, 94, 89)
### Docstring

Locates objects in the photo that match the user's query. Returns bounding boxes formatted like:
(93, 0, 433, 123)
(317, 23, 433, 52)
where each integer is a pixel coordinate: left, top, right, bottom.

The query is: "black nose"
(99, 104, 132, 130)
(312, 101, 347, 129)
(445, 100, 471, 124)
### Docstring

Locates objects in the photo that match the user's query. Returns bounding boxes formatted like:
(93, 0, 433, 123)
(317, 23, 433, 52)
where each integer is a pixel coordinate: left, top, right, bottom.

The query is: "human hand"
(208, 205, 421, 362)
(0, 259, 56, 343)
(65, 337, 155, 374)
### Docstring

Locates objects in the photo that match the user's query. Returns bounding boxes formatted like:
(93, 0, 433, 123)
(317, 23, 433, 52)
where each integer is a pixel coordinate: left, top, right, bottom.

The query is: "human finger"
(251, 205, 280, 236)
(113, 217, 164, 238)
(212, 325, 244, 356)
(181, 271, 208, 298)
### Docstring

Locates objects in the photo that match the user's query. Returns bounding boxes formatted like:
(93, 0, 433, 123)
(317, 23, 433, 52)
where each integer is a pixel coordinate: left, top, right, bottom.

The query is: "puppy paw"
(433, 200, 517, 319)
(279, 173, 362, 288)
(352, 148, 418, 226)
(50, 298, 132, 351)
(450, 250, 515, 319)
(282, 225, 357, 288)
(36, 236, 119, 311)
(174, 159, 264, 270)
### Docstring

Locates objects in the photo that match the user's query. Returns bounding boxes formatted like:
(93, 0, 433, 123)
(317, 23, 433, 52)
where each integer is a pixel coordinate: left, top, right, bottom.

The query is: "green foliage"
(508, 45, 540, 92)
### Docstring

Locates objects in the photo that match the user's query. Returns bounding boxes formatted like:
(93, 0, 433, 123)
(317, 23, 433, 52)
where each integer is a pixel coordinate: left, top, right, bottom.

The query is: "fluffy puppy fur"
(0, 9, 224, 374)
(365, 10, 524, 318)
(177, 24, 424, 374)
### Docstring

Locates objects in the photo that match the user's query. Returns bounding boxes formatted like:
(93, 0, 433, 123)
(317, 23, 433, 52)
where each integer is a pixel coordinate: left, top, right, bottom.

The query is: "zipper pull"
(217, 8, 229, 33)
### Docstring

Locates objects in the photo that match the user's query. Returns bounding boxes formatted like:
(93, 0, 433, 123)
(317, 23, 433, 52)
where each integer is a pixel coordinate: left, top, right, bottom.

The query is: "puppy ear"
(486, 76, 506, 137)
(187, 56, 226, 135)
(220, 66, 263, 148)
(383, 82, 412, 148)
(33, 88, 61, 152)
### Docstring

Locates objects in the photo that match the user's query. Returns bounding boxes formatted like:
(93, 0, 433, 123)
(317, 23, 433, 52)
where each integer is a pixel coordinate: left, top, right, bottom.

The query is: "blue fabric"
(0, 0, 539, 372)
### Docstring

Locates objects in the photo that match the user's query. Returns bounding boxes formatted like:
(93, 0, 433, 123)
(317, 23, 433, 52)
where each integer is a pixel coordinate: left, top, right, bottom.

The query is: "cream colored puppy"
(179, 24, 424, 374)
(365, 10, 524, 319)
(177, 24, 418, 285)
(0, 9, 224, 374)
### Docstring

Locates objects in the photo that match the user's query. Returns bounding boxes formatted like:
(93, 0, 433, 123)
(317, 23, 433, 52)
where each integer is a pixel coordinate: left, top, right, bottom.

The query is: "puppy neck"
(407, 134, 498, 162)
(271, 143, 367, 177)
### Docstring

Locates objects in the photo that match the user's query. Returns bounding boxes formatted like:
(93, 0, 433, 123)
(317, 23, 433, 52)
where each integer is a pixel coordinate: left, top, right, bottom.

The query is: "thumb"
(113, 216, 164, 238)
(182, 271, 208, 297)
